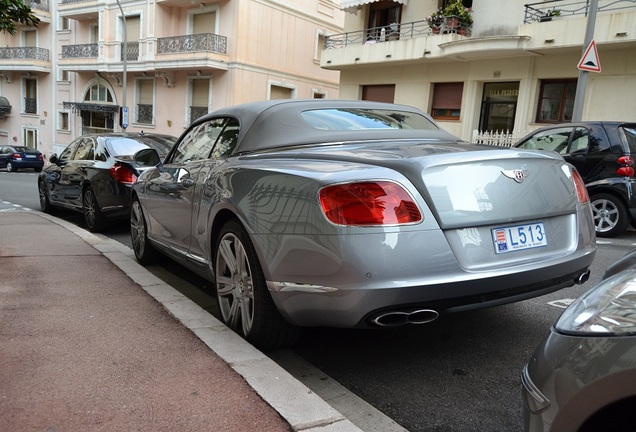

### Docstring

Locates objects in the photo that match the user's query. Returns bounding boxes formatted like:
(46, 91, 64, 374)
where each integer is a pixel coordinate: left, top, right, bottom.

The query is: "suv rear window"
(300, 108, 438, 131)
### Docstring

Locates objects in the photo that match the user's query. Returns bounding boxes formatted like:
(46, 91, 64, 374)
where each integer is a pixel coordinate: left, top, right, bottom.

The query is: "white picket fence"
(471, 130, 527, 147)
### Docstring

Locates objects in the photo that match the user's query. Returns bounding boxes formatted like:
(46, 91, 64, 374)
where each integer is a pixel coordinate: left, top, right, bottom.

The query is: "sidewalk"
(0, 211, 362, 432)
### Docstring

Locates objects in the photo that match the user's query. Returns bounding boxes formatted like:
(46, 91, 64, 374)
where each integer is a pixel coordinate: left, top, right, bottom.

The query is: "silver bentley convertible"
(130, 99, 597, 350)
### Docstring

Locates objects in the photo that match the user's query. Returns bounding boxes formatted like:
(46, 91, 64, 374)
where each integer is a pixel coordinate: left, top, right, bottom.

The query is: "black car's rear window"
(622, 126, 636, 154)
(105, 136, 175, 158)
(14, 146, 39, 154)
(300, 108, 438, 131)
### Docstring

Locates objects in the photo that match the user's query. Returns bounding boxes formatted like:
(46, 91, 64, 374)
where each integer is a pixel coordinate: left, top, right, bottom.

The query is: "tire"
(130, 197, 158, 265)
(38, 180, 55, 214)
(6, 161, 15, 172)
(591, 193, 629, 238)
(82, 186, 108, 232)
(214, 219, 300, 351)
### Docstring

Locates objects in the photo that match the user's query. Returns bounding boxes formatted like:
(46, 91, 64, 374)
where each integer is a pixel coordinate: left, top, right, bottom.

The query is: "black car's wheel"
(214, 219, 300, 351)
(591, 193, 628, 238)
(130, 198, 157, 265)
(6, 161, 15, 172)
(38, 180, 54, 213)
(82, 186, 107, 232)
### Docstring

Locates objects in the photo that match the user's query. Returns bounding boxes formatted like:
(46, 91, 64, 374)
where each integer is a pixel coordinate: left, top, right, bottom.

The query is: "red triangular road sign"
(577, 40, 601, 72)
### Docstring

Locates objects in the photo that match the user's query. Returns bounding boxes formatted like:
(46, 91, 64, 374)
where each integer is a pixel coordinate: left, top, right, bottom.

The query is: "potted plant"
(540, 8, 561, 22)
(443, 0, 472, 33)
(427, 10, 444, 34)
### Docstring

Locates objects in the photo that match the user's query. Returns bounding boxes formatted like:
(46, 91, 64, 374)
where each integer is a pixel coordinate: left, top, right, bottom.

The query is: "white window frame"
(185, 75, 212, 126)
(134, 76, 155, 126)
(267, 80, 297, 100)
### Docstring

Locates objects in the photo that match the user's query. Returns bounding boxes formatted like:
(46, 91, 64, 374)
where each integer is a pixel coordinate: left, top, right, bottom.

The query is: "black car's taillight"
(109, 164, 137, 186)
(616, 155, 635, 177)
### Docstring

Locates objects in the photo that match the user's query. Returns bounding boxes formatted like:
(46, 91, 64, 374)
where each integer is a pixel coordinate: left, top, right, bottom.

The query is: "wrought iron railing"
(190, 106, 208, 123)
(24, 98, 37, 114)
(0, 47, 49, 61)
(524, 0, 636, 23)
(61, 43, 98, 58)
(136, 104, 153, 124)
(325, 18, 471, 49)
(121, 42, 139, 61)
(60, 0, 90, 4)
(157, 33, 228, 55)
(26, 0, 49, 12)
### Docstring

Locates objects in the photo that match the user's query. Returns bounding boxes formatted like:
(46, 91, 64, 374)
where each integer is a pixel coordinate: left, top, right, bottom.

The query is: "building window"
(431, 82, 463, 120)
(362, 84, 395, 103)
(59, 112, 70, 131)
(136, 78, 154, 125)
(367, 1, 401, 41)
(270, 84, 294, 100)
(189, 78, 210, 124)
(536, 79, 577, 123)
(58, 69, 69, 82)
(58, 16, 70, 31)
(23, 77, 37, 114)
(313, 90, 326, 99)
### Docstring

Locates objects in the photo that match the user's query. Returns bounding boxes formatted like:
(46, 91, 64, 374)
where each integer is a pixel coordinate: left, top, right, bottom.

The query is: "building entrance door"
(479, 82, 519, 132)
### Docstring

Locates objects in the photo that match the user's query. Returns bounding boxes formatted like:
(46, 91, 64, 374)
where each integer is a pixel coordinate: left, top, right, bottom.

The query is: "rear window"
(621, 126, 636, 154)
(105, 136, 175, 158)
(300, 108, 438, 131)
(14, 146, 39, 154)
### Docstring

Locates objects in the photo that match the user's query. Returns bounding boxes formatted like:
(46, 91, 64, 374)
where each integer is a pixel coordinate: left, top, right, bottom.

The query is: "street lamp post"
(115, 0, 128, 132)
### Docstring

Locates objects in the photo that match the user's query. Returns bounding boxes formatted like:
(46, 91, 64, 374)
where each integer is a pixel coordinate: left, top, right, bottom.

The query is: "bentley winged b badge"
(501, 169, 529, 183)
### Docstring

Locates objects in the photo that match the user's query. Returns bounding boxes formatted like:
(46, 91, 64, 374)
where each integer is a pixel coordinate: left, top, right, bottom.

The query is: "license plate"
(25, 155, 36, 158)
(492, 222, 547, 253)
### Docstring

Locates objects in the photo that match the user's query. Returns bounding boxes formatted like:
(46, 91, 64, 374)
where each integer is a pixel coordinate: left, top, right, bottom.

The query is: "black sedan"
(38, 132, 176, 232)
(515, 121, 636, 237)
(0, 145, 44, 172)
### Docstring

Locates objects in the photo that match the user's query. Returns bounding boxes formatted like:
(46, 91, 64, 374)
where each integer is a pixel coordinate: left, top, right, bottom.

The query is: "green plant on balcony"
(427, 10, 445, 33)
(442, 0, 472, 33)
(540, 8, 561, 22)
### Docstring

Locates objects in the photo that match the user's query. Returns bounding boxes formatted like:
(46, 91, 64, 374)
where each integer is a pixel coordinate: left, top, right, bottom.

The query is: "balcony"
(322, 0, 636, 69)
(0, 47, 51, 73)
(58, 0, 101, 21)
(154, 33, 229, 72)
(26, 0, 51, 23)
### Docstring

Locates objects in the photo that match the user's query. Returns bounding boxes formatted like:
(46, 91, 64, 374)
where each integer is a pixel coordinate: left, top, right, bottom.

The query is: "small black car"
(515, 121, 636, 237)
(38, 132, 176, 232)
(0, 145, 45, 172)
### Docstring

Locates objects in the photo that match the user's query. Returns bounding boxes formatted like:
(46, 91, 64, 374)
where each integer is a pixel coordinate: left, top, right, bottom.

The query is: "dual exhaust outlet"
(371, 309, 439, 327)
(370, 270, 590, 327)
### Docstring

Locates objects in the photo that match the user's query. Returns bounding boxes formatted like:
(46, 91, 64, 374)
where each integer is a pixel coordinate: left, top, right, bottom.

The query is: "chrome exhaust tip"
(371, 309, 439, 327)
(575, 270, 591, 285)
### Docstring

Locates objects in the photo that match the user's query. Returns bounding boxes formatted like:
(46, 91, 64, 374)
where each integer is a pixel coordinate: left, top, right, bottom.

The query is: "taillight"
(319, 181, 422, 226)
(37, 154, 43, 161)
(616, 155, 635, 177)
(109, 165, 137, 186)
(572, 169, 589, 203)
(12, 153, 22, 160)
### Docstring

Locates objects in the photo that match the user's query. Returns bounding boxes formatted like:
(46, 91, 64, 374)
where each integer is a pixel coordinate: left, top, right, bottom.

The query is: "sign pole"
(571, 0, 599, 122)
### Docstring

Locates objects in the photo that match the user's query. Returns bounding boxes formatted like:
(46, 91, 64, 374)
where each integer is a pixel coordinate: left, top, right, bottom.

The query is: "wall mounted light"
(616, 32, 627, 37)
(544, 39, 555, 43)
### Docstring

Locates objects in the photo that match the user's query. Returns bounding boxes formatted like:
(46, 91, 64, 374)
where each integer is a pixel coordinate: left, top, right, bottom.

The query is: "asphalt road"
(2, 170, 632, 431)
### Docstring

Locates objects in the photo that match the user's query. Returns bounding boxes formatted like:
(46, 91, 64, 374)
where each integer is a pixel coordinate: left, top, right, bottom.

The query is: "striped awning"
(340, 0, 407, 13)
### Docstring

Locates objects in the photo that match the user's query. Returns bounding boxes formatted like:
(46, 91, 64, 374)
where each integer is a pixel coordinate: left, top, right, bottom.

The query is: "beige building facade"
(322, 0, 636, 141)
(0, 0, 343, 157)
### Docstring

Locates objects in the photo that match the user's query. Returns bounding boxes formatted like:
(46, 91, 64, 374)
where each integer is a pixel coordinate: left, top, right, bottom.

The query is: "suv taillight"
(109, 165, 137, 185)
(616, 155, 635, 177)
(319, 181, 422, 226)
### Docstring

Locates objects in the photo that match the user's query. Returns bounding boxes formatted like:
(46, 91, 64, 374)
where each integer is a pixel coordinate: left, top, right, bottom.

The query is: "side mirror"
(48, 153, 59, 164)
(134, 148, 161, 167)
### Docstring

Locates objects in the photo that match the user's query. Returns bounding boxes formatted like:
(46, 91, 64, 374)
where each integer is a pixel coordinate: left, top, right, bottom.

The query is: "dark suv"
(515, 122, 636, 237)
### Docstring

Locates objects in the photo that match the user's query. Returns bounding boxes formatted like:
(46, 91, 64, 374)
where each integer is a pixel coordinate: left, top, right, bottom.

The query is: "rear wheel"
(82, 186, 107, 232)
(38, 180, 54, 213)
(214, 220, 300, 351)
(130, 198, 158, 265)
(6, 162, 15, 172)
(591, 193, 628, 238)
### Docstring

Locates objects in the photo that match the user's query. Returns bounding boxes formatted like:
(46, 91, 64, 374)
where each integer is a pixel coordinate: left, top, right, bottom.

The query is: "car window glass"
(211, 118, 239, 158)
(0, 147, 9, 154)
(517, 127, 572, 154)
(621, 126, 636, 154)
(170, 119, 226, 164)
(73, 139, 95, 161)
(301, 108, 438, 130)
(567, 128, 589, 154)
(94, 144, 108, 162)
(58, 141, 80, 163)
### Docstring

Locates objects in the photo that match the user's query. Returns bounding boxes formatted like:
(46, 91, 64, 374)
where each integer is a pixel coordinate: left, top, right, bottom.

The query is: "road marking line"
(548, 299, 575, 309)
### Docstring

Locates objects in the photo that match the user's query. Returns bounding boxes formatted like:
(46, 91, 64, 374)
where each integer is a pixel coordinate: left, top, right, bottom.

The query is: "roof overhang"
(340, 0, 407, 14)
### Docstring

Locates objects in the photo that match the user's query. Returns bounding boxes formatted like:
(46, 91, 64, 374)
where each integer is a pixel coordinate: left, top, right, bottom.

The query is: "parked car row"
(0, 145, 44, 172)
(515, 121, 636, 237)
